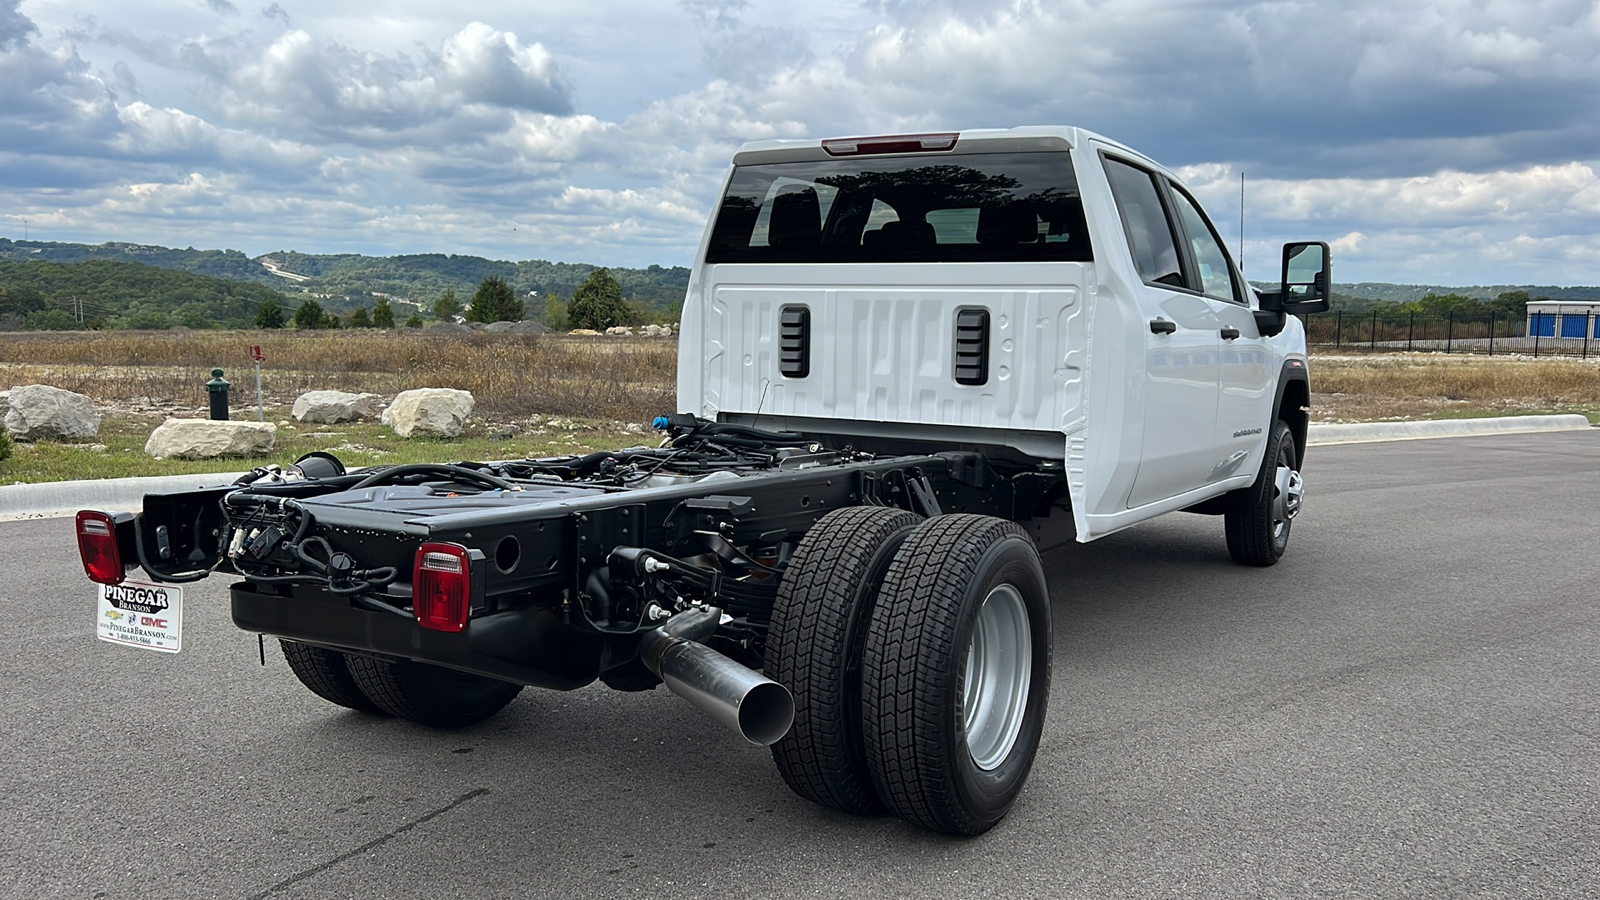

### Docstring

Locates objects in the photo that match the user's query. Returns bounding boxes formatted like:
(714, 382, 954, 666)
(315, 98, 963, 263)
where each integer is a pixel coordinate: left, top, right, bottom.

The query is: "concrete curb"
(2, 415, 1594, 520)
(0, 472, 244, 522)
(1306, 414, 1593, 446)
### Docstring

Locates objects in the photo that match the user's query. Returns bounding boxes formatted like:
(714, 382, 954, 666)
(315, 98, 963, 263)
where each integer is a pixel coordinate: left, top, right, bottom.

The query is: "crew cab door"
(1162, 184, 1273, 482)
(1102, 156, 1225, 508)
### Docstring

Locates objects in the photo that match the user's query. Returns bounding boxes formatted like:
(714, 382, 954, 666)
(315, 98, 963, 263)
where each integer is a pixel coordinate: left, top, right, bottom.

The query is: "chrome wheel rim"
(1271, 462, 1304, 547)
(962, 583, 1033, 771)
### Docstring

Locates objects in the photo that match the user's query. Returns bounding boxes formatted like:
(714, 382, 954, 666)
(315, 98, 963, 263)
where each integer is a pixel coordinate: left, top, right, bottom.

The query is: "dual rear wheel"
(769, 507, 1052, 836)
(279, 640, 522, 728)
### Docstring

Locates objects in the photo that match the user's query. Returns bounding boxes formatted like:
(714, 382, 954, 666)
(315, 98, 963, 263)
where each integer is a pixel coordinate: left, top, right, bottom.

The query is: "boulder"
(382, 388, 475, 438)
(484, 321, 513, 333)
(604, 326, 635, 336)
(144, 418, 276, 459)
(3, 384, 101, 441)
(568, 328, 600, 336)
(292, 390, 382, 424)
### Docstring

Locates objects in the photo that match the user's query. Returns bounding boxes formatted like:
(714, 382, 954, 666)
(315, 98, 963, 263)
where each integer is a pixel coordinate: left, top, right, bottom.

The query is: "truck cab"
(677, 126, 1329, 542)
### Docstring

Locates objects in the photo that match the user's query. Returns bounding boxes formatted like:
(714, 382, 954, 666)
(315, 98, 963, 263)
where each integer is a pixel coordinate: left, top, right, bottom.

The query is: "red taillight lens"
(822, 132, 959, 156)
(413, 542, 471, 633)
(76, 510, 126, 586)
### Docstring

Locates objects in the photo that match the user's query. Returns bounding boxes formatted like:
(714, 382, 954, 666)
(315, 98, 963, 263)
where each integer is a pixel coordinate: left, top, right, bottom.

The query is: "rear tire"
(768, 506, 922, 815)
(862, 514, 1052, 836)
(279, 640, 387, 715)
(346, 656, 522, 727)
(1225, 419, 1301, 567)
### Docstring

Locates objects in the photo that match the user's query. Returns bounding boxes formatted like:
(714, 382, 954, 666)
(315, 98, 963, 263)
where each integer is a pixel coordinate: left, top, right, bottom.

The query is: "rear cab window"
(705, 152, 1093, 264)
(1103, 154, 1244, 304)
(1102, 156, 1184, 288)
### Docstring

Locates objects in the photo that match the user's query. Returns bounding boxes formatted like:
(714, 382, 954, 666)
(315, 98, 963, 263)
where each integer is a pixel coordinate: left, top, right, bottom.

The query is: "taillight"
(76, 510, 126, 586)
(413, 542, 472, 633)
(822, 132, 958, 156)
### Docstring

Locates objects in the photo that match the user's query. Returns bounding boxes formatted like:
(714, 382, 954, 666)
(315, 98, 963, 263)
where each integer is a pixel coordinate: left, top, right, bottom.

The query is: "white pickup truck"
(76, 126, 1330, 837)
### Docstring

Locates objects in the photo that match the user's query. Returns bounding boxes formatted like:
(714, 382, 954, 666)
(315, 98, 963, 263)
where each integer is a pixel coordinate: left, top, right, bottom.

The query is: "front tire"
(346, 657, 523, 727)
(768, 506, 922, 815)
(1225, 419, 1302, 567)
(862, 515, 1051, 836)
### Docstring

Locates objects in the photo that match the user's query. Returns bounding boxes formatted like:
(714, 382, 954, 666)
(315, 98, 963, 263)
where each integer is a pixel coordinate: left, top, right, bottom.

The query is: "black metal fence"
(1304, 310, 1600, 358)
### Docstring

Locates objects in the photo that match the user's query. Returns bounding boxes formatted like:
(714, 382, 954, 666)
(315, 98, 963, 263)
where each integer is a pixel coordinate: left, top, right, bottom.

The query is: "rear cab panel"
(678, 128, 1099, 523)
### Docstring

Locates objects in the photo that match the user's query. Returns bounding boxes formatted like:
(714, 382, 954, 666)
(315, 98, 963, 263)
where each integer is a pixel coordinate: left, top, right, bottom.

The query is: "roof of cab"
(730, 125, 1159, 171)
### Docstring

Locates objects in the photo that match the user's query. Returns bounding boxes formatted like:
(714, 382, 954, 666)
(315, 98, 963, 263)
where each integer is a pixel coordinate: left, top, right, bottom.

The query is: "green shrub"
(0, 428, 13, 462)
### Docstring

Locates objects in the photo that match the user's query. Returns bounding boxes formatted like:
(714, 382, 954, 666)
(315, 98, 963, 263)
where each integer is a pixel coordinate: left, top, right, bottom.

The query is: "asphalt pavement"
(3, 430, 1597, 899)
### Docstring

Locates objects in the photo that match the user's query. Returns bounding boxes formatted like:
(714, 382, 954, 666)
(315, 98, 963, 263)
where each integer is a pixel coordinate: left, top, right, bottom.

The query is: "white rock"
(292, 390, 382, 424)
(382, 388, 475, 438)
(604, 326, 635, 336)
(144, 418, 276, 459)
(3, 384, 101, 441)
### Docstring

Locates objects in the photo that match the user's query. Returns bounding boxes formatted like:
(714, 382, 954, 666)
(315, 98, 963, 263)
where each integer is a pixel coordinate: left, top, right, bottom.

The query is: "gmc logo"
(140, 616, 169, 628)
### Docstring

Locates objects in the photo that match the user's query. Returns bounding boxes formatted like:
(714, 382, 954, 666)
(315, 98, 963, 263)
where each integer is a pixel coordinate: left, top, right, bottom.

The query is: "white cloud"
(438, 22, 570, 112)
(1236, 163, 1600, 229)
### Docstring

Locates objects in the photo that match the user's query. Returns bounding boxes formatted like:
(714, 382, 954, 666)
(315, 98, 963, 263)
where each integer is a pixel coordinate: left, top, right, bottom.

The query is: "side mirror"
(1281, 241, 1331, 314)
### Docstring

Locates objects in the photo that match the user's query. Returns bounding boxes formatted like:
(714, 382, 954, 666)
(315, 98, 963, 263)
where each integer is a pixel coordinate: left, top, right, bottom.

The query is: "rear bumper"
(230, 582, 608, 691)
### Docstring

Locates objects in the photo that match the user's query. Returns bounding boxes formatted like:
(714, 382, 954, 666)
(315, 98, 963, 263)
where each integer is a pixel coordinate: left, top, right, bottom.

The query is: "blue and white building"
(1526, 300, 1600, 339)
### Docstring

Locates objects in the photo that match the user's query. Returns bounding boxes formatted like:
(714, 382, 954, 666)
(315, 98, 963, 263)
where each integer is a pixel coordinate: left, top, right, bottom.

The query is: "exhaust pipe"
(640, 607, 795, 746)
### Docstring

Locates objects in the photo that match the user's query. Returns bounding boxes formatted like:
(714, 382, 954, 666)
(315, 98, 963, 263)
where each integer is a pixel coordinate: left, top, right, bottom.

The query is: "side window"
(1168, 186, 1240, 303)
(1103, 157, 1183, 288)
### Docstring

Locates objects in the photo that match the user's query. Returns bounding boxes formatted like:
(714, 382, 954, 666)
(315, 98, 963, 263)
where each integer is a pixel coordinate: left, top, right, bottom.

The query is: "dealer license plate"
(97, 579, 183, 653)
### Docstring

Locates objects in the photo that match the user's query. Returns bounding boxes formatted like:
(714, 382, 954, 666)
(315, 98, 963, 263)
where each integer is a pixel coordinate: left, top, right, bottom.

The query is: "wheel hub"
(962, 584, 1032, 771)
(1272, 465, 1304, 542)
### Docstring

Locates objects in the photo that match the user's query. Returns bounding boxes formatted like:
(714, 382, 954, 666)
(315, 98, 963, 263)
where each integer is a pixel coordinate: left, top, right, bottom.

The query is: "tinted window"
(1168, 186, 1239, 303)
(705, 152, 1092, 263)
(1103, 157, 1183, 288)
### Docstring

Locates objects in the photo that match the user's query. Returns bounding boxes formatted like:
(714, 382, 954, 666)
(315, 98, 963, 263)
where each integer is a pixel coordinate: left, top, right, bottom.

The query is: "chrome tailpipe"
(640, 607, 795, 747)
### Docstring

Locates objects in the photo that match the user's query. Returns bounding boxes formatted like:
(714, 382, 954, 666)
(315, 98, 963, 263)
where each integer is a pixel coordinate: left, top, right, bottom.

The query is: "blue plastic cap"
(652, 416, 670, 430)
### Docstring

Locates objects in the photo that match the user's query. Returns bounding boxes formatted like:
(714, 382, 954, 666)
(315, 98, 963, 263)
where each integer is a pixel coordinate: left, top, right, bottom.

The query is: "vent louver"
(779, 306, 811, 378)
(953, 308, 990, 385)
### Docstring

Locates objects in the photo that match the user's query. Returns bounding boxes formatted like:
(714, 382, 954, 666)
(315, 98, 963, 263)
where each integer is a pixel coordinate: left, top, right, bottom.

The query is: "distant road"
(5, 430, 1598, 899)
(259, 257, 310, 282)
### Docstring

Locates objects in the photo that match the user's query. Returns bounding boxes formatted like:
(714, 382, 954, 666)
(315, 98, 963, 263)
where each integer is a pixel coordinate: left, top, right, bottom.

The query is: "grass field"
(1309, 353, 1600, 423)
(2, 330, 1597, 483)
(0, 329, 676, 421)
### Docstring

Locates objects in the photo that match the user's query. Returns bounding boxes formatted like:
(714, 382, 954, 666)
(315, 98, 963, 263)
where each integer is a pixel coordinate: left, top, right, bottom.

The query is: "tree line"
(256, 269, 654, 332)
(0, 252, 676, 332)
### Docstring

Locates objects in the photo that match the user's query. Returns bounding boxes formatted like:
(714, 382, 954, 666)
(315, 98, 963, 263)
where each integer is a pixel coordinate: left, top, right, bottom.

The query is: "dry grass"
(0, 330, 677, 422)
(1311, 353, 1600, 423)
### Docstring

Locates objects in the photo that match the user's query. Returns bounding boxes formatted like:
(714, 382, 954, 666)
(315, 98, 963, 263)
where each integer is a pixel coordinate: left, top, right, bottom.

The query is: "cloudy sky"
(2, 0, 1597, 284)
